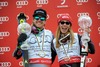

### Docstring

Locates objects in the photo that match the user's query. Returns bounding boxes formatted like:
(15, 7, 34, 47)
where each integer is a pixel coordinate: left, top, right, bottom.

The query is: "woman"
(53, 14, 95, 67)
(13, 8, 56, 67)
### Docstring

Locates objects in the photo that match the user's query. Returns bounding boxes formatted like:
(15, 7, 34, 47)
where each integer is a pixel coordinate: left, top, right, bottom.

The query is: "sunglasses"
(34, 16, 46, 21)
(60, 21, 71, 25)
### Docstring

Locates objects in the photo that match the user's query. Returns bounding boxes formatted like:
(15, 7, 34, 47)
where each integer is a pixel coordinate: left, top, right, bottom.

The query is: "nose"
(63, 23, 67, 25)
(37, 18, 41, 21)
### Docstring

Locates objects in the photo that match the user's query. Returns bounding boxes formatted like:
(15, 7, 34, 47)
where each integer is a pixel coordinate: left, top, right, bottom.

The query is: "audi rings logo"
(97, 12, 100, 19)
(86, 58, 92, 63)
(57, 13, 69, 18)
(96, 0, 100, 4)
(36, 0, 48, 4)
(0, 2, 8, 9)
(76, 0, 88, 5)
(78, 28, 83, 35)
(98, 27, 100, 34)
(0, 47, 10, 54)
(16, 0, 28, 8)
(0, 32, 10, 39)
(19, 61, 23, 66)
(47, 14, 49, 19)
(0, 16, 9, 24)
(36, 0, 48, 7)
(77, 12, 89, 17)
(0, 62, 11, 67)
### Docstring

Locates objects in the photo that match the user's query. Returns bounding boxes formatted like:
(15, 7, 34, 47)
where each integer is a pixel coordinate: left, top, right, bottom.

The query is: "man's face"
(33, 15, 46, 29)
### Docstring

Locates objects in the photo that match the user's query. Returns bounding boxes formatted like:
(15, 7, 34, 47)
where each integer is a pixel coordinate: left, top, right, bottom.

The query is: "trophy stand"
(78, 15, 92, 67)
(17, 13, 31, 67)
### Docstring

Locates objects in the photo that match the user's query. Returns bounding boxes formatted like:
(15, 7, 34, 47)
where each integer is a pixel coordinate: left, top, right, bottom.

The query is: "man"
(13, 8, 56, 67)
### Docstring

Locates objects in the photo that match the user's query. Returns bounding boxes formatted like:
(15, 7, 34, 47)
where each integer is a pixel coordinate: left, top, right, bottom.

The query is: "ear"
(43, 21, 46, 25)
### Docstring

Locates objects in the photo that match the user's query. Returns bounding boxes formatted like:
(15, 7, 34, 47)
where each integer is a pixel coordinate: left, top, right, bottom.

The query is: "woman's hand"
(85, 27, 91, 34)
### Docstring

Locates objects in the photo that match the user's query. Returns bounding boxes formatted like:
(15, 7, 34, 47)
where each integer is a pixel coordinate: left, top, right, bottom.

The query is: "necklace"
(61, 40, 70, 60)
(35, 31, 46, 58)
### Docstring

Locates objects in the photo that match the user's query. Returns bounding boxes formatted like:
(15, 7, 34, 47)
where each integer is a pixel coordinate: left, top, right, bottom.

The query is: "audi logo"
(0, 32, 10, 37)
(47, 14, 49, 19)
(36, 0, 48, 4)
(0, 47, 10, 53)
(0, 2, 8, 6)
(77, 12, 89, 17)
(16, 1, 28, 6)
(97, 12, 100, 19)
(0, 16, 9, 22)
(19, 61, 23, 66)
(76, 0, 88, 2)
(97, 12, 100, 16)
(57, 13, 69, 18)
(86, 58, 92, 63)
(78, 28, 83, 32)
(98, 27, 100, 34)
(0, 62, 11, 67)
(96, 0, 100, 2)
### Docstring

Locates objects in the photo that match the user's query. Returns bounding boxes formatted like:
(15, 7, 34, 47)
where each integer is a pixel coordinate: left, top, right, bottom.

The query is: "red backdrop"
(0, 0, 100, 67)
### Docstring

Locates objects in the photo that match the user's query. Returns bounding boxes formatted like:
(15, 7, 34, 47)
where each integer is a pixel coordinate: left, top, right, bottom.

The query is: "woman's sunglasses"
(60, 21, 71, 25)
(34, 16, 46, 21)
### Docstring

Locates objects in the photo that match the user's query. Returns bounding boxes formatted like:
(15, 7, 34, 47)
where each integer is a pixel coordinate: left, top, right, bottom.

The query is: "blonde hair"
(55, 25, 74, 48)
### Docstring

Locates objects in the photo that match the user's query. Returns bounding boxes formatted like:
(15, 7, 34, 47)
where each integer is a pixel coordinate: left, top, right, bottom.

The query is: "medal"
(35, 31, 46, 58)
(38, 51, 46, 58)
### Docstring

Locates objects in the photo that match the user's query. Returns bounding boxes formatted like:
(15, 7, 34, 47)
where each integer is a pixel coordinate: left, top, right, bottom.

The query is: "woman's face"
(59, 20, 71, 34)
(33, 15, 46, 29)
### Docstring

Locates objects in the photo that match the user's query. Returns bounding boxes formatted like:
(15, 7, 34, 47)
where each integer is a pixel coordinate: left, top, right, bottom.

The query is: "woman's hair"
(55, 24, 74, 48)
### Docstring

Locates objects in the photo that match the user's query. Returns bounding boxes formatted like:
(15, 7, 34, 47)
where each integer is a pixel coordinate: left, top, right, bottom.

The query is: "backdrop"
(0, 0, 100, 67)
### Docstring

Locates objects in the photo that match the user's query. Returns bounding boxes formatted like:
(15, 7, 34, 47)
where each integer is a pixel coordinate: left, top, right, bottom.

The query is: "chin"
(61, 32, 66, 34)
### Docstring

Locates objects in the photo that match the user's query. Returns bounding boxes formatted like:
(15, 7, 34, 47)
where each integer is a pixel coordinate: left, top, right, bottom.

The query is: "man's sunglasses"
(34, 16, 46, 21)
(60, 21, 71, 25)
